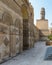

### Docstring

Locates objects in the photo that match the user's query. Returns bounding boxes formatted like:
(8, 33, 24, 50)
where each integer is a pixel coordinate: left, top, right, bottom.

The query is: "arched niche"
(2, 12, 13, 25)
(21, 5, 29, 19)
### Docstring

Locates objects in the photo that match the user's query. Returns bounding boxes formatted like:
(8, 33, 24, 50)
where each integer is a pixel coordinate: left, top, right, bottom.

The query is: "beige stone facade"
(0, 0, 35, 63)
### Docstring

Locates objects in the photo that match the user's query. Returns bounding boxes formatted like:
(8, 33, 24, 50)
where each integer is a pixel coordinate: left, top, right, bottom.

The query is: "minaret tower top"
(40, 8, 45, 20)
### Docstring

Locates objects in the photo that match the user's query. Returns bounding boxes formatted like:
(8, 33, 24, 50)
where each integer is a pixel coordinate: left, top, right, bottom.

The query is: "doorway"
(21, 5, 29, 50)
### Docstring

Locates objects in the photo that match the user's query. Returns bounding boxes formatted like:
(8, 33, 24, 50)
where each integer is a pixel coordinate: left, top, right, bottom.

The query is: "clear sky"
(29, 0, 52, 28)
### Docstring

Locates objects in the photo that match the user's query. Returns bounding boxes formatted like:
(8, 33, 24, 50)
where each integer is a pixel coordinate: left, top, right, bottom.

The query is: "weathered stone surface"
(0, 0, 35, 63)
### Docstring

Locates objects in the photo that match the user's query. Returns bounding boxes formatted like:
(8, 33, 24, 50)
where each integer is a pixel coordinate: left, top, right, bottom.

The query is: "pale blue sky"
(29, 0, 52, 28)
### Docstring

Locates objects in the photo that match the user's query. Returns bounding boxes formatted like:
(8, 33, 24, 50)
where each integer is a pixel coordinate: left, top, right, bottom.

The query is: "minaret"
(40, 8, 45, 20)
(36, 7, 49, 41)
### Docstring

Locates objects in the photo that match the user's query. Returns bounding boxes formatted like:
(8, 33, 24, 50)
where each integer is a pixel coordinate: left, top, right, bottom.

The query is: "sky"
(29, 0, 52, 28)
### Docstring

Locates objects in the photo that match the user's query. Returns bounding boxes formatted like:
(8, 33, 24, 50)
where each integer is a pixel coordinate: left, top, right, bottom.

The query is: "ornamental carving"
(3, 37, 9, 46)
(2, 12, 13, 25)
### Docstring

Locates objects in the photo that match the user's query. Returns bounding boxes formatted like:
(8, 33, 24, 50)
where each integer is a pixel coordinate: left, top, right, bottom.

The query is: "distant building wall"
(36, 8, 49, 41)
(49, 28, 52, 35)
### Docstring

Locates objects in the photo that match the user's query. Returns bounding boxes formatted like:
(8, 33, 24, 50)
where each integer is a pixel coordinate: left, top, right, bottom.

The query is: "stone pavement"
(1, 41, 52, 65)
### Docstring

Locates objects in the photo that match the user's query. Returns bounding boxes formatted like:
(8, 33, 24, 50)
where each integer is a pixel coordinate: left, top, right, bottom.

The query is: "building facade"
(49, 28, 52, 35)
(36, 8, 49, 40)
(0, 0, 35, 63)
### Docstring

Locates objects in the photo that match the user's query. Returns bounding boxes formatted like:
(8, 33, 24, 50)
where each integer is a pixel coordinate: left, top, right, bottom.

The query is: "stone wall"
(0, 0, 36, 63)
(0, 0, 23, 62)
(33, 25, 39, 41)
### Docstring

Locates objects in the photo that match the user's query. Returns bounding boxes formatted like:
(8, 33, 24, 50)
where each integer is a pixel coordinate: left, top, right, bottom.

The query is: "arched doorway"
(21, 5, 29, 50)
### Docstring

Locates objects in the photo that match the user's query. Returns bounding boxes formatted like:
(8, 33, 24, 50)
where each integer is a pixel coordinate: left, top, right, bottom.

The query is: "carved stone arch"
(21, 4, 29, 19)
(2, 12, 13, 25)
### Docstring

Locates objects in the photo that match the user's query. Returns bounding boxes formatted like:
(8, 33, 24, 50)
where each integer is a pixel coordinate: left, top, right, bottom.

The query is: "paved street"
(1, 41, 52, 65)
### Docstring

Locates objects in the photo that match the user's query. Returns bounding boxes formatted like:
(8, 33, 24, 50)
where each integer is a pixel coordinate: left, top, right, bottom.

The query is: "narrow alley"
(1, 41, 52, 65)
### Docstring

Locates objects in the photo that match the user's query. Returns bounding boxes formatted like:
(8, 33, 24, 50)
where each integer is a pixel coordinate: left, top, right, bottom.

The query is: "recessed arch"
(2, 12, 13, 25)
(21, 4, 29, 50)
(21, 5, 29, 19)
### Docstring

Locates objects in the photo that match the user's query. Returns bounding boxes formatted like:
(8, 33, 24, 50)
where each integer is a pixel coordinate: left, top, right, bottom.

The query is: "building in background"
(36, 8, 49, 41)
(49, 28, 52, 35)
